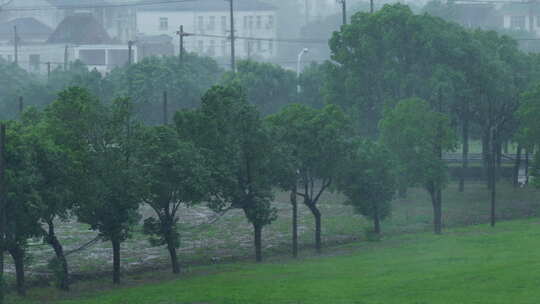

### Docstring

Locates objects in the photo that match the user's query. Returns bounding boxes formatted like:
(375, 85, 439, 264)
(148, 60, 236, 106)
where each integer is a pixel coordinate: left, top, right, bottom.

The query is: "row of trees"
(3, 2, 540, 301)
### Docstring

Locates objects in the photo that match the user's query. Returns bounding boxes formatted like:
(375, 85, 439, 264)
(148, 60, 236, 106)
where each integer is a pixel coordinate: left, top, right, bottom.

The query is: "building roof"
(47, 13, 113, 44)
(139, 0, 276, 12)
(0, 18, 53, 36)
(46, 0, 108, 8)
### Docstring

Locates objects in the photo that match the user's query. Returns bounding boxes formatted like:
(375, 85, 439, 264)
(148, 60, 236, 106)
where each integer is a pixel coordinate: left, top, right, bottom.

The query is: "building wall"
(0, 43, 136, 74)
(137, 9, 277, 60)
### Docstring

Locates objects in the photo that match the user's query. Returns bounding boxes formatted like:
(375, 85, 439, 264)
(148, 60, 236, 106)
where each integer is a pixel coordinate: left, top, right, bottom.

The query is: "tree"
(337, 141, 396, 235)
(175, 84, 277, 262)
(137, 125, 209, 274)
(45, 87, 142, 284)
(21, 108, 75, 291)
(327, 4, 471, 138)
(107, 54, 222, 124)
(380, 98, 456, 234)
(266, 103, 351, 253)
(221, 60, 297, 116)
(2, 120, 42, 295)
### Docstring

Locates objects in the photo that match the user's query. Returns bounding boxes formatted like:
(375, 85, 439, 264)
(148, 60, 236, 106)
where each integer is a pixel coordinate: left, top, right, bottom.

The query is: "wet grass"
(10, 218, 540, 304)
(5, 180, 540, 292)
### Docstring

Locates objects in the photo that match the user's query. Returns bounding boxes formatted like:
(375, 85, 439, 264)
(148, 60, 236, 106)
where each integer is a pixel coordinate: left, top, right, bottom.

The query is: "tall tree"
(46, 87, 142, 284)
(175, 84, 277, 262)
(380, 98, 456, 234)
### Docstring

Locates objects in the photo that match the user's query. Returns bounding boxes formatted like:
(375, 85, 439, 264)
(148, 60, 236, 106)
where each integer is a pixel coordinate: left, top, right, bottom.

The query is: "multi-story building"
(137, 0, 277, 61)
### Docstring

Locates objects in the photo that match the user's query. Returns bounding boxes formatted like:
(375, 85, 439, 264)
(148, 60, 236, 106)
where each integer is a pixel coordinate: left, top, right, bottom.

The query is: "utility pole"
(13, 26, 18, 66)
(163, 91, 168, 125)
(176, 25, 190, 64)
(339, 0, 347, 25)
(128, 40, 134, 65)
(0, 124, 6, 304)
(64, 45, 68, 71)
(370, 0, 374, 13)
(47, 62, 51, 80)
(228, 0, 236, 71)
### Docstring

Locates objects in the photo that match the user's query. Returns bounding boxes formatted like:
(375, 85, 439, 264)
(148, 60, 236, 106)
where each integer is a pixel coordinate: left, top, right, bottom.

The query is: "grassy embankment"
(10, 218, 540, 304)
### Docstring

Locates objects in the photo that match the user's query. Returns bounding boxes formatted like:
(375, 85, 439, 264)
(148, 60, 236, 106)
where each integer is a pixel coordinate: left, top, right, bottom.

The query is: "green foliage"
(175, 84, 278, 260)
(221, 60, 296, 115)
(137, 125, 210, 249)
(108, 54, 222, 124)
(337, 141, 396, 225)
(380, 98, 456, 189)
(327, 3, 471, 136)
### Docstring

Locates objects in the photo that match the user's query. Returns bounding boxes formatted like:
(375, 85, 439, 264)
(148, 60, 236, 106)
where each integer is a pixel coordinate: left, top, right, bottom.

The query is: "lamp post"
(297, 48, 309, 94)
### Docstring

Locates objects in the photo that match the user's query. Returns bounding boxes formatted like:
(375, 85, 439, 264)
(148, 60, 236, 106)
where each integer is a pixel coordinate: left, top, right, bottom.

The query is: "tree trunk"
(165, 234, 180, 274)
(490, 150, 497, 227)
(429, 189, 442, 235)
(496, 141, 502, 181)
(46, 221, 69, 291)
(313, 207, 322, 253)
(514, 144, 522, 188)
(459, 109, 469, 192)
(373, 214, 381, 235)
(291, 188, 298, 258)
(305, 200, 322, 253)
(525, 149, 530, 185)
(112, 239, 121, 284)
(253, 223, 262, 262)
(8, 246, 25, 296)
(482, 134, 491, 188)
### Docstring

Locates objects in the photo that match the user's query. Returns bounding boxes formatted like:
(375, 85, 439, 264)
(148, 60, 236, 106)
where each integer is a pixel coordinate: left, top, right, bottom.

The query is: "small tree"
(380, 98, 456, 234)
(266, 103, 351, 253)
(337, 141, 396, 235)
(137, 125, 209, 274)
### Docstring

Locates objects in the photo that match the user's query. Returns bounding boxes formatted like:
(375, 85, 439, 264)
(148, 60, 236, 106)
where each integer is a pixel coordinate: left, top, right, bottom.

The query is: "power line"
(187, 32, 328, 45)
(0, 0, 197, 11)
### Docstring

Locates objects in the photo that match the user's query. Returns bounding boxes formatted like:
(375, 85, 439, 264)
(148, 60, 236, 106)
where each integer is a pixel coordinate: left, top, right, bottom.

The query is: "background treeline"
(4, 3, 540, 300)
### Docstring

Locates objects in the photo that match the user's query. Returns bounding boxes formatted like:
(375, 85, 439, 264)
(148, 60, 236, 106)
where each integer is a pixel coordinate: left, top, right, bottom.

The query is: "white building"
(137, 0, 277, 61)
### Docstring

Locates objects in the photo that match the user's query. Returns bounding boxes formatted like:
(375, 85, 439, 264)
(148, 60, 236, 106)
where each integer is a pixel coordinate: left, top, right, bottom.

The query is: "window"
(243, 16, 248, 29)
(7, 55, 12, 62)
(510, 16, 526, 30)
(256, 16, 262, 29)
(257, 40, 262, 51)
(244, 40, 250, 53)
(248, 16, 253, 29)
(268, 39, 273, 54)
(198, 16, 204, 31)
(267, 15, 274, 29)
(537, 16, 540, 27)
(29, 54, 40, 71)
(208, 16, 216, 30)
(159, 17, 168, 30)
(221, 16, 227, 31)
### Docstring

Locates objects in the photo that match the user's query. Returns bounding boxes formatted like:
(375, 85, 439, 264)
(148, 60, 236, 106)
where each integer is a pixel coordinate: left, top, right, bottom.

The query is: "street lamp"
(297, 48, 309, 94)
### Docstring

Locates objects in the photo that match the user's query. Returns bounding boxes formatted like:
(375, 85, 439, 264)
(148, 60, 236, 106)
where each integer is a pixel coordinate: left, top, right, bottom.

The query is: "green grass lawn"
(12, 218, 540, 304)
